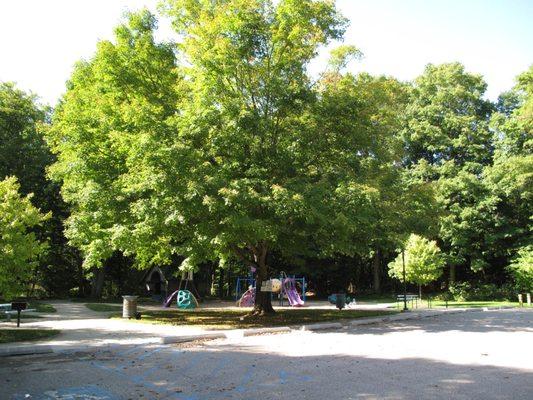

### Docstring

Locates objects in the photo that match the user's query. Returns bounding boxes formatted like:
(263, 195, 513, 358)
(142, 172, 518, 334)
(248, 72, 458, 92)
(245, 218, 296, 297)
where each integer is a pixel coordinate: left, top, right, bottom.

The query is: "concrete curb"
(243, 326, 291, 336)
(160, 332, 226, 345)
(0, 345, 53, 357)
(299, 322, 343, 331)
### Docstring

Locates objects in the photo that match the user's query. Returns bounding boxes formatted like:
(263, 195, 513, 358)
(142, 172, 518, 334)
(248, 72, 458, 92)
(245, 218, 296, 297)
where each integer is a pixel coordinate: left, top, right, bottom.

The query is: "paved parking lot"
(1, 309, 532, 400)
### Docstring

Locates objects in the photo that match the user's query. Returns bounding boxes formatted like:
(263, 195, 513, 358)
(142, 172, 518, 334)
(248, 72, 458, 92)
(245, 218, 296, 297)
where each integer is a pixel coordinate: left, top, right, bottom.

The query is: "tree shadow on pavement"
(2, 339, 532, 400)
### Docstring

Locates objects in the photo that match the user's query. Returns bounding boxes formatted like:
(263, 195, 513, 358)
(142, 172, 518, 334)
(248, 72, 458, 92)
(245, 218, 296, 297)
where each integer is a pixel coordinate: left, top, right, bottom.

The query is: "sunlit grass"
(85, 303, 123, 312)
(432, 301, 519, 308)
(116, 309, 398, 330)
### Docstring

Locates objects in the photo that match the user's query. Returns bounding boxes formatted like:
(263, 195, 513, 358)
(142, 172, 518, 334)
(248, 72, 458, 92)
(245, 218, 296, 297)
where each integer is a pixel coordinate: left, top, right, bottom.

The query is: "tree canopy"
(0, 177, 49, 299)
(388, 234, 445, 297)
(30, 2, 532, 304)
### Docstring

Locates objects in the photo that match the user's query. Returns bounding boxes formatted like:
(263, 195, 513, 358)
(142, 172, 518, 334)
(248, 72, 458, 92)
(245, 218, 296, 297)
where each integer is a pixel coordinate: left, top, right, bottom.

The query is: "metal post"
(17, 310, 21, 327)
(402, 249, 408, 311)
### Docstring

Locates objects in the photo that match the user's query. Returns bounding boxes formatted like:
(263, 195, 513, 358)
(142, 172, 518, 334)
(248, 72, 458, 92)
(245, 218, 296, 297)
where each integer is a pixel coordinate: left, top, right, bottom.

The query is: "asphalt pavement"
(1, 309, 531, 400)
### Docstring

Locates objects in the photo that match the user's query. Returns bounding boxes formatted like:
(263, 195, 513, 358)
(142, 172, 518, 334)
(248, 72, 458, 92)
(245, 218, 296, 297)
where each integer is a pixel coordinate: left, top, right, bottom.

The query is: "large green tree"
(47, 10, 180, 297)
(0, 177, 49, 299)
(485, 65, 533, 276)
(403, 63, 495, 281)
(50, 2, 416, 313)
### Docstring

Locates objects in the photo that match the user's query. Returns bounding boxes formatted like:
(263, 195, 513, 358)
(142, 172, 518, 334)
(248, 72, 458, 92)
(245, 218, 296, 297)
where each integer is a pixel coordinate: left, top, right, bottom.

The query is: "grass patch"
(355, 295, 396, 303)
(28, 302, 56, 313)
(121, 309, 397, 330)
(85, 303, 123, 312)
(70, 298, 122, 304)
(432, 301, 519, 308)
(0, 329, 60, 344)
(0, 301, 54, 320)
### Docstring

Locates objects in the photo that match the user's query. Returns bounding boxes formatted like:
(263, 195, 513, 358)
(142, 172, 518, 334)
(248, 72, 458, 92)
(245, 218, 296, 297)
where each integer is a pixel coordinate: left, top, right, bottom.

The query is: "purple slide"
(283, 278, 304, 307)
(163, 290, 180, 308)
(286, 287, 304, 306)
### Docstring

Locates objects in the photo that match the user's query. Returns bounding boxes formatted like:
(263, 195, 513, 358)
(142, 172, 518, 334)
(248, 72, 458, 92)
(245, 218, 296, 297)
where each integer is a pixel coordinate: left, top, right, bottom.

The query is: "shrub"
(448, 282, 515, 301)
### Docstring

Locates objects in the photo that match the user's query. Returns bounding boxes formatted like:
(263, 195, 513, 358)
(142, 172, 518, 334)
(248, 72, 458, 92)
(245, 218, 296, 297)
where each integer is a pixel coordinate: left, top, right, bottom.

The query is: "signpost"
(11, 302, 27, 327)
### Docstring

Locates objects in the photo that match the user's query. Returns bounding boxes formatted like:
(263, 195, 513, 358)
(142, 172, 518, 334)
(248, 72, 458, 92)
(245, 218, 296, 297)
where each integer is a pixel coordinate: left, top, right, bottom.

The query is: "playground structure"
(163, 271, 200, 310)
(235, 272, 306, 307)
(328, 293, 356, 307)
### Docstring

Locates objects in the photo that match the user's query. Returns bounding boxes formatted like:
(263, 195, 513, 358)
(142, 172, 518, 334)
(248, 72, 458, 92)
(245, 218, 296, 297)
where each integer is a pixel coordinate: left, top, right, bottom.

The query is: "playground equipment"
(270, 278, 282, 293)
(280, 274, 305, 307)
(237, 286, 256, 307)
(328, 294, 356, 307)
(163, 271, 200, 309)
(235, 271, 306, 307)
(234, 272, 257, 302)
(177, 290, 199, 309)
(164, 289, 199, 309)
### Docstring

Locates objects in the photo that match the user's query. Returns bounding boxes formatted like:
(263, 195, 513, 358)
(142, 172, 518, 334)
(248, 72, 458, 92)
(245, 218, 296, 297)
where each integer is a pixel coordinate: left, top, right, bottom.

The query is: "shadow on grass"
(0, 329, 61, 344)
(127, 309, 397, 329)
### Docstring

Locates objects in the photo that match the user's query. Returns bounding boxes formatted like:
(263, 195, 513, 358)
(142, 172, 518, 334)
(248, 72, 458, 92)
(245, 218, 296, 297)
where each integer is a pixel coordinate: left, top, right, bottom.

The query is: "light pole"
(402, 249, 408, 311)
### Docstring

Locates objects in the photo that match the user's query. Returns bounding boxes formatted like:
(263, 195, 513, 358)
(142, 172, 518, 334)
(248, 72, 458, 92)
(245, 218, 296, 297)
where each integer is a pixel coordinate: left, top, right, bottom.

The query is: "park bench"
(0, 303, 36, 322)
(396, 294, 419, 309)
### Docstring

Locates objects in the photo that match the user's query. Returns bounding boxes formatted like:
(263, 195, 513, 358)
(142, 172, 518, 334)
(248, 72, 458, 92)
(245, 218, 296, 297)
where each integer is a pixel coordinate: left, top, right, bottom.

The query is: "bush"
(448, 282, 515, 301)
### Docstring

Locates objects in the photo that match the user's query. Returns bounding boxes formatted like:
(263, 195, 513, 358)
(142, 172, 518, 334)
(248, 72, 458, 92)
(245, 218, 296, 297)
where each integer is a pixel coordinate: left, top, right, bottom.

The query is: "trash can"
(335, 293, 346, 310)
(122, 295, 138, 318)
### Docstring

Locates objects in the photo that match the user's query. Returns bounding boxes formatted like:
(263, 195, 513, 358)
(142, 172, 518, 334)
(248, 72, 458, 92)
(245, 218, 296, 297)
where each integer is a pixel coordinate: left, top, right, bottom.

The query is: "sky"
(0, 0, 531, 106)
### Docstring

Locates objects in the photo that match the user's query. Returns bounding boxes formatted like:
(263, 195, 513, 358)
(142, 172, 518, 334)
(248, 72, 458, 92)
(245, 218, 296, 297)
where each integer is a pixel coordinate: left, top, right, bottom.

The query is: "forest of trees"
(1, 1, 531, 312)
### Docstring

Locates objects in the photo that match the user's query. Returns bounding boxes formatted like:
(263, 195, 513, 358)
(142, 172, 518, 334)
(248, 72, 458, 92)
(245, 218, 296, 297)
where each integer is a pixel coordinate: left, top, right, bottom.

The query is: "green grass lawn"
(29, 302, 57, 313)
(431, 300, 519, 308)
(120, 309, 397, 330)
(355, 295, 396, 303)
(0, 301, 55, 320)
(0, 329, 60, 344)
(85, 303, 123, 312)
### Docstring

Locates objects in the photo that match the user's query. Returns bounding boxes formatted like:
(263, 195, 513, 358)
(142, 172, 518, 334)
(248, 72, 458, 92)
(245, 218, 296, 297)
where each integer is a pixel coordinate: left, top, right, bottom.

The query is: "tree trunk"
(251, 243, 274, 315)
(419, 284, 422, 300)
(372, 249, 381, 294)
(225, 268, 231, 297)
(218, 266, 224, 299)
(90, 267, 105, 299)
(449, 264, 456, 284)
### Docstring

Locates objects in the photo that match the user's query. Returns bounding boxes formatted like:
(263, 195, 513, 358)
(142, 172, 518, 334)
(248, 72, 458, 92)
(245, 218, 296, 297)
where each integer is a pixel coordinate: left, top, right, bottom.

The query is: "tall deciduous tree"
(160, 0, 378, 314)
(485, 65, 533, 274)
(47, 10, 181, 297)
(0, 177, 49, 299)
(50, 2, 414, 313)
(403, 63, 495, 281)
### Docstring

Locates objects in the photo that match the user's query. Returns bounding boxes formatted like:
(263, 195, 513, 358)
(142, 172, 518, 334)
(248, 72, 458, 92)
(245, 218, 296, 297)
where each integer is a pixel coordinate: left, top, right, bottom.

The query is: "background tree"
(0, 82, 81, 297)
(388, 234, 445, 298)
(506, 246, 533, 293)
(46, 10, 180, 298)
(485, 65, 532, 278)
(0, 177, 49, 299)
(402, 63, 495, 282)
